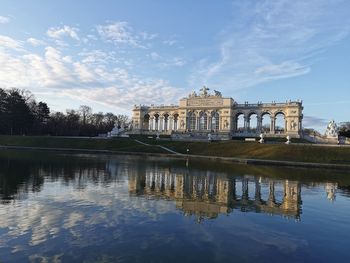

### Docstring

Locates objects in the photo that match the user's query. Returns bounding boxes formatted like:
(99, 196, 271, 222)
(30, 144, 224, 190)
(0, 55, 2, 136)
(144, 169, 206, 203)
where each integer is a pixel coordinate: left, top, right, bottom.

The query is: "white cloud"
(44, 46, 74, 83)
(149, 52, 186, 68)
(140, 32, 157, 40)
(96, 21, 157, 48)
(0, 34, 182, 112)
(150, 52, 161, 60)
(0, 15, 10, 24)
(62, 55, 73, 63)
(0, 51, 29, 86)
(162, 35, 179, 46)
(189, 0, 350, 92)
(26, 37, 46, 47)
(254, 61, 310, 80)
(78, 50, 111, 64)
(96, 21, 138, 46)
(163, 39, 177, 46)
(73, 62, 96, 82)
(23, 53, 52, 86)
(47, 25, 80, 41)
(87, 34, 98, 40)
(61, 79, 183, 111)
(0, 35, 22, 50)
(162, 57, 186, 67)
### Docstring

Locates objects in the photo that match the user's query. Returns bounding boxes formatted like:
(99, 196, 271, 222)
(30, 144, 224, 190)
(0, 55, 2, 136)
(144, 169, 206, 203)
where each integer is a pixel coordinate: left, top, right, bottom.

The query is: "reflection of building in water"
(325, 182, 337, 201)
(128, 166, 303, 220)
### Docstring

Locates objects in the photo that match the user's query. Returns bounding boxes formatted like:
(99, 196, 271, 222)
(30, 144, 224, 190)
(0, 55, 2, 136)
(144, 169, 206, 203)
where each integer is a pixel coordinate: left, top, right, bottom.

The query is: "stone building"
(131, 86, 303, 139)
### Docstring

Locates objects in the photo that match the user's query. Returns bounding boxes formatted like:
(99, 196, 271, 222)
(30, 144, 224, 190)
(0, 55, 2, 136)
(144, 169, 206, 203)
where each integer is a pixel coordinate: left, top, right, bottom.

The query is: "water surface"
(0, 150, 349, 262)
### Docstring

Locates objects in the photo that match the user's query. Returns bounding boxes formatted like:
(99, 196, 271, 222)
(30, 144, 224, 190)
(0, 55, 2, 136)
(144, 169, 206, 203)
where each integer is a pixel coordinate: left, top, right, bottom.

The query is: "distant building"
(131, 87, 303, 139)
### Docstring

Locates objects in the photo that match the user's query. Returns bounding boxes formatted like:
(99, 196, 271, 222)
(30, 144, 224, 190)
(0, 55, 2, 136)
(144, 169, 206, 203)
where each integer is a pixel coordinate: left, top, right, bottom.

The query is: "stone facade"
(131, 87, 303, 139)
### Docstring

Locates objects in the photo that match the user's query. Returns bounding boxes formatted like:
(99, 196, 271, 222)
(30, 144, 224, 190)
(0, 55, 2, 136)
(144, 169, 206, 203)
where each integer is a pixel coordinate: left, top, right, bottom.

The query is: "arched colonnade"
(233, 110, 288, 134)
(143, 112, 180, 132)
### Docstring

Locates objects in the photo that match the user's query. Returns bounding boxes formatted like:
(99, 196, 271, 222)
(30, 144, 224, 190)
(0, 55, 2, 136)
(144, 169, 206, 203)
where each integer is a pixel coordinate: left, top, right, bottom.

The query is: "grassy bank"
(165, 141, 350, 164)
(0, 135, 350, 165)
(132, 136, 350, 165)
(0, 135, 168, 154)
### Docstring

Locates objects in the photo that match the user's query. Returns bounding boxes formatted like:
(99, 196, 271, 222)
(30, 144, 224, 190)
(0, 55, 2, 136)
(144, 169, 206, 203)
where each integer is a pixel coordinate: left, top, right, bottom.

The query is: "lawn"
(1, 135, 350, 165)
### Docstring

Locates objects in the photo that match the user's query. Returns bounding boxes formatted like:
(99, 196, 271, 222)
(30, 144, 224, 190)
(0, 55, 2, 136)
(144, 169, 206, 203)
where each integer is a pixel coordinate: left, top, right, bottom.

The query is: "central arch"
(187, 111, 196, 130)
(199, 112, 208, 130)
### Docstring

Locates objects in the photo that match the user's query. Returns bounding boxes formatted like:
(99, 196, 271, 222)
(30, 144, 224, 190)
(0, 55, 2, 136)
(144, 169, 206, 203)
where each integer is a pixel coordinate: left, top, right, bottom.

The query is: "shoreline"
(1, 144, 350, 171)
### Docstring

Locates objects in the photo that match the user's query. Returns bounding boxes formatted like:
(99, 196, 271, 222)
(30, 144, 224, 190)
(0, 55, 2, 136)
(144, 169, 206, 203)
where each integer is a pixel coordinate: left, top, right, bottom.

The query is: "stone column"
(233, 117, 237, 132)
(168, 116, 173, 132)
(149, 118, 153, 130)
(159, 117, 163, 131)
(257, 116, 262, 133)
(174, 118, 177, 131)
(285, 119, 288, 133)
(270, 117, 275, 134)
(244, 116, 249, 133)
(164, 117, 167, 131)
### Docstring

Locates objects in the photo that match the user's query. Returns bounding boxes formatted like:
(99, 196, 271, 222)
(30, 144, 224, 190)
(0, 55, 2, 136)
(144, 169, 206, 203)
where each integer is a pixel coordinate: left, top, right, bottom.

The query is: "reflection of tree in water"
(0, 151, 122, 203)
(337, 185, 350, 198)
(0, 158, 43, 203)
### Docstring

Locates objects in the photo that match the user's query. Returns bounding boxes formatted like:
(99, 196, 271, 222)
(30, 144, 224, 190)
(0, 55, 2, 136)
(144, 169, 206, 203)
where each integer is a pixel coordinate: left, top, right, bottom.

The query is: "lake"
(0, 150, 349, 262)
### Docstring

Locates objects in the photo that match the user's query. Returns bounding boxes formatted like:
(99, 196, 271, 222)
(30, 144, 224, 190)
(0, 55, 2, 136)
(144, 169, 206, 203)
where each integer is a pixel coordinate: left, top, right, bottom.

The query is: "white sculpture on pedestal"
(108, 123, 123, 137)
(285, 135, 291, 144)
(208, 133, 212, 142)
(259, 133, 264, 143)
(325, 120, 338, 138)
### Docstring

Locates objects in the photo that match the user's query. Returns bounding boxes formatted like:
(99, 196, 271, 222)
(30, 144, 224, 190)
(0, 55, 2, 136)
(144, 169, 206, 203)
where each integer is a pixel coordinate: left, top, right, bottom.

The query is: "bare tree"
(79, 105, 92, 125)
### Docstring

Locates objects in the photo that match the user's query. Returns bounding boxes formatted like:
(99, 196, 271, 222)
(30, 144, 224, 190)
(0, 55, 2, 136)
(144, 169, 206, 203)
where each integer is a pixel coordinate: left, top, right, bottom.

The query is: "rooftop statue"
(200, 86, 209, 97)
(189, 90, 197, 98)
(189, 86, 222, 98)
(213, 90, 222, 97)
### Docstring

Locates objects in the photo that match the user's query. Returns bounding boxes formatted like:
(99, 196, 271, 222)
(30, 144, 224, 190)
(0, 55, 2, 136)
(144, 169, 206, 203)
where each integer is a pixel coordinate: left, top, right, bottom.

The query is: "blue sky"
(0, 0, 349, 131)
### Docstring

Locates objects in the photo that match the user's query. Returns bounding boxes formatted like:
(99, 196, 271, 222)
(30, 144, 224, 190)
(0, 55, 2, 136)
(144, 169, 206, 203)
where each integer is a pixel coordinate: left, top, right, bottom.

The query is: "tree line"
(339, 122, 350, 138)
(0, 88, 129, 136)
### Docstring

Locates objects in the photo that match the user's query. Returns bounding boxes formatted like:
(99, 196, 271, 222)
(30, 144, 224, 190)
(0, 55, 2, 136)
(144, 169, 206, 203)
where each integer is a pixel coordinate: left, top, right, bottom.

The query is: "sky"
(0, 0, 350, 132)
